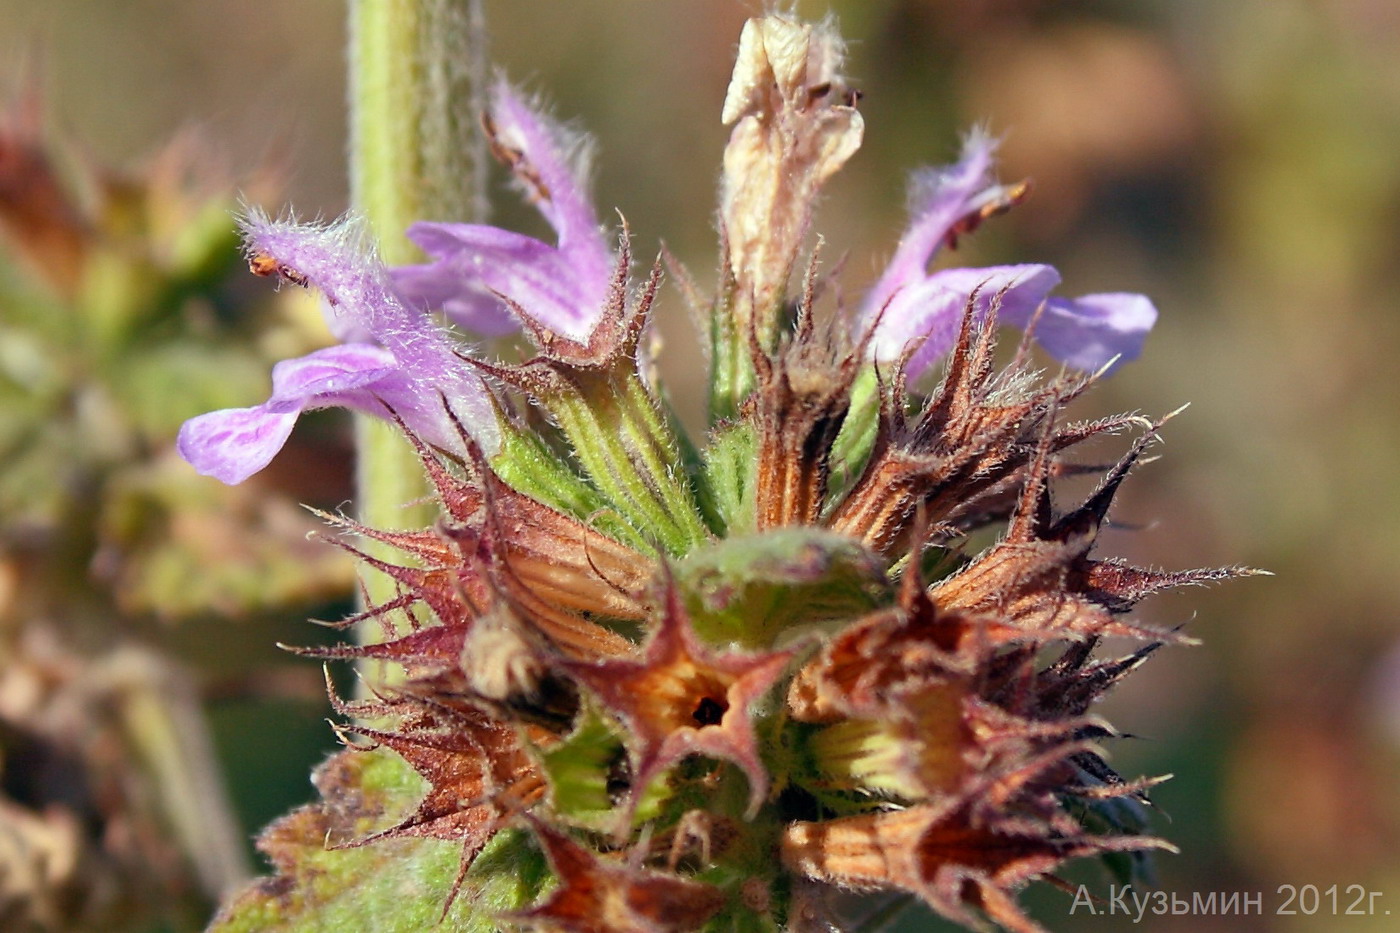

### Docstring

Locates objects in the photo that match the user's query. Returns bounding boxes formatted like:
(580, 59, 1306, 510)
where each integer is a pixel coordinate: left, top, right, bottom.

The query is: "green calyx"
(491, 416, 653, 553)
(540, 365, 710, 556)
(678, 527, 892, 650)
(536, 701, 628, 829)
(805, 716, 923, 801)
(708, 286, 758, 424)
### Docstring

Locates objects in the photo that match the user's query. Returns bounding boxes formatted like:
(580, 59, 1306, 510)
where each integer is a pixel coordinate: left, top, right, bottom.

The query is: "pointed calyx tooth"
(433, 404, 666, 626)
(782, 791, 1171, 933)
(303, 430, 649, 686)
(460, 457, 655, 622)
(786, 606, 971, 726)
(928, 416, 1226, 646)
(828, 296, 1122, 553)
(327, 697, 545, 851)
(320, 437, 643, 662)
(720, 14, 863, 346)
(559, 579, 795, 818)
(444, 520, 638, 664)
(455, 233, 647, 414)
(462, 240, 651, 398)
(508, 814, 727, 933)
(469, 252, 710, 556)
(520, 234, 649, 372)
(785, 551, 973, 726)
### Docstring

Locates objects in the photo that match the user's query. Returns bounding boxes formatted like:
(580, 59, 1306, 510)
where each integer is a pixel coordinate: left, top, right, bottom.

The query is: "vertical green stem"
(708, 286, 757, 425)
(347, 0, 487, 633)
(827, 367, 881, 496)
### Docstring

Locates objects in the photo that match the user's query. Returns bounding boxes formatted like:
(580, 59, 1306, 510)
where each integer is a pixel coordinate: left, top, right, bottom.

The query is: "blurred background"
(1, 0, 1397, 930)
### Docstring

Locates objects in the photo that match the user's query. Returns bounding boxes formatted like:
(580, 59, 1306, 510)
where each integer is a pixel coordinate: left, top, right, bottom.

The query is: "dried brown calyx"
(830, 292, 1138, 554)
(748, 261, 868, 530)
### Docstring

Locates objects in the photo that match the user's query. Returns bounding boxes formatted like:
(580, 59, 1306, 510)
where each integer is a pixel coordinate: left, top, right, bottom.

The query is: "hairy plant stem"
(347, 0, 488, 639)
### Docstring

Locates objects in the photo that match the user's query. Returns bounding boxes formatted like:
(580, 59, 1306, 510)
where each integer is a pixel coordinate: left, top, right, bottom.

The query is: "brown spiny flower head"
(190, 13, 1256, 933)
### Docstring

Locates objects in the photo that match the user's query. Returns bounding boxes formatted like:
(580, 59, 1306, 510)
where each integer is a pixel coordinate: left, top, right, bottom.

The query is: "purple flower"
(177, 213, 496, 485)
(860, 130, 1156, 378)
(391, 81, 615, 341)
(179, 83, 619, 486)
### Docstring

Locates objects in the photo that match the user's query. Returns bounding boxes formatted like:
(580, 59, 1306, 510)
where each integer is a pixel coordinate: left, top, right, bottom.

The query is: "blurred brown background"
(2, 0, 1398, 930)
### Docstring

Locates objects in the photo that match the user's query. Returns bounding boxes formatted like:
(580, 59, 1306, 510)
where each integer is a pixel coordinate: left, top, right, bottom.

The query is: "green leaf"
(211, 749, 548, 933)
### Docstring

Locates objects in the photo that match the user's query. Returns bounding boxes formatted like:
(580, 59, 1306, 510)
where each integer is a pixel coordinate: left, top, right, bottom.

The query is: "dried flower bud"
(720, 15, 863, 347)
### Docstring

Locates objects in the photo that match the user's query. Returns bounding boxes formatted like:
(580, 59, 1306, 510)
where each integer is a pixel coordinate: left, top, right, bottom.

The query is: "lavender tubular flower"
(178, 212, 496, 484)
(179, 83, 614, 486)
(861, 131, 1157, 378)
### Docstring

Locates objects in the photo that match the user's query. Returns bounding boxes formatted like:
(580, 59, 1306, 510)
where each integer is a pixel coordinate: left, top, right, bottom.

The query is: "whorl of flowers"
(184, 14, 1247, 933)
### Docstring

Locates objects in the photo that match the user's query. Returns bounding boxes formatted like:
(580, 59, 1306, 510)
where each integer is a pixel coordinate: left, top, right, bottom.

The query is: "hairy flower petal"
(397, 223, 605, 337)
(871, 263, 1059, 380)
(861, 132, 1156, 376)
(393, 81, 613, 340)
(861, 130, 999, 321)
(1021, 292, 1157, 372)
(177, 213, 497, 483)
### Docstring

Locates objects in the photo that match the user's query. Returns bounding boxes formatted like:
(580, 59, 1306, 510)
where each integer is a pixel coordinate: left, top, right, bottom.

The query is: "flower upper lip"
(390, 80, 616, 342)
(858, 129, 1157, 380)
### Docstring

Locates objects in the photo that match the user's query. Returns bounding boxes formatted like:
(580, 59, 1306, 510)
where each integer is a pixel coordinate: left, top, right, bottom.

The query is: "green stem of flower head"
(547, 369, 710, 556)
(348, 0, 489, 636)
(827, 366, 881, 498)
(708, 287, 757, 425)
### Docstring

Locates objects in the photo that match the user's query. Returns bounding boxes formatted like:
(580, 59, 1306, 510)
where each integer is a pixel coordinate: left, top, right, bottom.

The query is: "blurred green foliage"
(0, 67, 353, 932)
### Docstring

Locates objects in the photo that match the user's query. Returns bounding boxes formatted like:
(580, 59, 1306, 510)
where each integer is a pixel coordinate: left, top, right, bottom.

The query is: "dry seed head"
(196, 13, 1255, 933)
